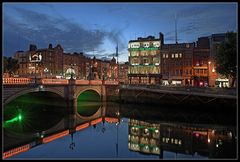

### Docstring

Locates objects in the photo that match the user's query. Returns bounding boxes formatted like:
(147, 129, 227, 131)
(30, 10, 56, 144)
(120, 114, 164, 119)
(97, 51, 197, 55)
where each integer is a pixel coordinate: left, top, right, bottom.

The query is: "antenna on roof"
(175, 13, 178, 44)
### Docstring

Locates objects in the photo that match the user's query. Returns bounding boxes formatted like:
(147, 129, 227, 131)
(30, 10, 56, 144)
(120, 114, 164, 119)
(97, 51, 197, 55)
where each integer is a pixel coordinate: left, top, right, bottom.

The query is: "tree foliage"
(215, 32, 237, 87)
(3, 56, 19, 74)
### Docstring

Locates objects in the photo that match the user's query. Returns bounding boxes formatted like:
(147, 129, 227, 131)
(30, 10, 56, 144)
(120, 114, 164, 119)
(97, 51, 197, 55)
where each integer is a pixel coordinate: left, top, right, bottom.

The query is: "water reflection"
(4, 102, 236, 159)
(128, 119, 236, 159)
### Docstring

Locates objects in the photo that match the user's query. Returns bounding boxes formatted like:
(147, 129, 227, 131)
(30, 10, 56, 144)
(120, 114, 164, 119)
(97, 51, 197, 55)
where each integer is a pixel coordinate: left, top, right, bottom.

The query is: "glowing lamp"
(208, 138, 211, 143)
(18, 114, 22, 121)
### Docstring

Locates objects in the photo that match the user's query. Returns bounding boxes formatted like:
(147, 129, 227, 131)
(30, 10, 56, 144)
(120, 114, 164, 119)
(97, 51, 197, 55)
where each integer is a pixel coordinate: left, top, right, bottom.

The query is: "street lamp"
(70, 64, 76, 79)
(44, 68, 49, 78)
(208, 61, 211, 86)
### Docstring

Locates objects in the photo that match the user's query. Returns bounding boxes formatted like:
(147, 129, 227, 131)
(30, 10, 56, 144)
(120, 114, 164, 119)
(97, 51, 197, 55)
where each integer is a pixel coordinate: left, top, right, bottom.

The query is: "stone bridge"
(3, 78, 119, 115)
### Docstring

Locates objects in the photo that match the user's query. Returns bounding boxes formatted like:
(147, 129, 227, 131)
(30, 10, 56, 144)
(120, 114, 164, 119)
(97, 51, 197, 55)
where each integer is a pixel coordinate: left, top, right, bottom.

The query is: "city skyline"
(3, 2, 237, 62)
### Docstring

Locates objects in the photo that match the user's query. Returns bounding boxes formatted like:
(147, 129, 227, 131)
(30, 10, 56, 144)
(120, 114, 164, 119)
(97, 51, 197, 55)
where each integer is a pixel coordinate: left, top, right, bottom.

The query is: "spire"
(116, 43, 118, 57)
(116, 43, 118, 63)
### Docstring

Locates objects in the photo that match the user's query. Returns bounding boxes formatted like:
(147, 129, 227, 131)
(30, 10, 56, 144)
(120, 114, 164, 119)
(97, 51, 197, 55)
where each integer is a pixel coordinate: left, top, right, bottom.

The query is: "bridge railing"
(3, 78, 35, 84)
(104, 80, 119, 85)
(89, 80, 103, 85)
(75, 80, 90, 85)
(41, 79, 69, 85)
(121, 84, 237, 96)
(3, 77, 120, 86)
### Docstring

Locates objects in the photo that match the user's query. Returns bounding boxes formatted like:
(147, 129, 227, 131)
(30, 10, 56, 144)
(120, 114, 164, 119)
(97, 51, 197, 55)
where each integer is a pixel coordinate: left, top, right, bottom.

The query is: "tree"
(215, 32, 237, 87)
(3, 56, 19, 75)
(4, 56, 8, 73)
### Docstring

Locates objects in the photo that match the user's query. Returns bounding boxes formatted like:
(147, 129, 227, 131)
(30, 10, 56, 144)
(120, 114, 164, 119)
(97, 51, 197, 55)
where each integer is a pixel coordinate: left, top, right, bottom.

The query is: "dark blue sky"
(3, 3, 237, 62)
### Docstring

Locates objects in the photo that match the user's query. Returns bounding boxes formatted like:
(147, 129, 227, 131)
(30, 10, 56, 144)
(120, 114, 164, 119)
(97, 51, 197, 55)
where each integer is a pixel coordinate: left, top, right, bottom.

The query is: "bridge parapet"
(41, 79, 69, 85)
(75, 80, 90, 85)
(3, 78, 35, 84)
(3, 78, 119, 86)
(104, 80, 119, 85)
(89, 80, 103, 85)
(121, 84, 236, 96)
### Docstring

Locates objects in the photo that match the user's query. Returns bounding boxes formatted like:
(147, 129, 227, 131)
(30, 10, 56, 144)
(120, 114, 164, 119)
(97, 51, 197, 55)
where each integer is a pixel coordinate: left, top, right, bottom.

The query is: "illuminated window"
(162, 137, 165, 143)
(144, 43, 149, 48)
(166, 54, 169, 58)
(179, 53, 182, 58)
(163, 54, 165, 58)
(172, 54, 174, 58)
(175, 53, 178, 58)
(143, 58, 149, 64)
(151, 51, 156, 55)
(175, 139, 178, 144)
(178, 140, 182, 145)
(153, 57, 159, 64)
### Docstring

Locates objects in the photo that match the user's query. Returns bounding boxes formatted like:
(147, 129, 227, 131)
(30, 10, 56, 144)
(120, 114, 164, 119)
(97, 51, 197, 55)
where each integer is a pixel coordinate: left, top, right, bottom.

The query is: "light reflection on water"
(4, 102, 236, 159)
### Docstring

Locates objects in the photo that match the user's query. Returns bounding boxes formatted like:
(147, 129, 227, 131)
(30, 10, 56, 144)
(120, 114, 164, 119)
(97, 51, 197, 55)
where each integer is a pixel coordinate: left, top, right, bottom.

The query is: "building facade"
(128, 33, 164, 84)
(193, 37, 210, 87)
(119, 62, 129, 84)
(14, 44, 119, 81)
(161, 43, 195, 86)
(193, 33, 228, 87)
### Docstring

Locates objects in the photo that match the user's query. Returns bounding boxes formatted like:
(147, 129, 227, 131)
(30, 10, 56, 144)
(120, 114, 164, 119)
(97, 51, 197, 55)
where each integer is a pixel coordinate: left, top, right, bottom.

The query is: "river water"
(3, 94, 237, 160)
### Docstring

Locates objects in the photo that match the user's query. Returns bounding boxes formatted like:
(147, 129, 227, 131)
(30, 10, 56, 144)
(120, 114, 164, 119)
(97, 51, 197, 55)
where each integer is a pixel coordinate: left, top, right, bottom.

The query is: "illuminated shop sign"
(29, 53, 42, 62)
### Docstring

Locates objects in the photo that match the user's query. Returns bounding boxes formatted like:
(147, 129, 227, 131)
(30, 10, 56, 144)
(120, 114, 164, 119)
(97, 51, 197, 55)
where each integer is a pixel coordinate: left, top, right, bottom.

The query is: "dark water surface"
(3, 93, 237, 160)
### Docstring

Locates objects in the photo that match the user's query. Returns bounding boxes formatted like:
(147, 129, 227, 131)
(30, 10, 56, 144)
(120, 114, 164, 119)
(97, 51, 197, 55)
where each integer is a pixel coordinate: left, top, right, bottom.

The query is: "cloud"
(4, 7, 107, 56)
(4, 6, 130, 58)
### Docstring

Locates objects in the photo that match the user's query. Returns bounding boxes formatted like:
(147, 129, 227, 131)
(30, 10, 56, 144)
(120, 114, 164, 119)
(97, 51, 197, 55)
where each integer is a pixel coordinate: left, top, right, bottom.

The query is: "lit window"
(179, 53, 182, 58)
(175, 53, 178, 58)
(175, 139, 178, 144)
(163, 54, 165, 58)
(166, 54, 169, 58)
(172, 54, 174, 58)
(178, 140, 182, 145)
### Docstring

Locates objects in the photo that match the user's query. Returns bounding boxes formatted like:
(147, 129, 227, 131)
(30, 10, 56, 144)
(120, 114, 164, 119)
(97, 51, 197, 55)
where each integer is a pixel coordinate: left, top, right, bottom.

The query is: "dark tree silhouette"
(215, 32, 237, 87)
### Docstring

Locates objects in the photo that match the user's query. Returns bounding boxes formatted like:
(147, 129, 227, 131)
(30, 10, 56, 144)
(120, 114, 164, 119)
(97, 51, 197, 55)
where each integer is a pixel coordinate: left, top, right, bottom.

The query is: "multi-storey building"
(119, 62, 129, 84)
(193, 33, 228, 87)
(193, 37, 210, 86)
(128, 33, 164, 84)
(13, 43, 119, 81)
(14, 44, 64, 78)
(161, 43, 194, 86)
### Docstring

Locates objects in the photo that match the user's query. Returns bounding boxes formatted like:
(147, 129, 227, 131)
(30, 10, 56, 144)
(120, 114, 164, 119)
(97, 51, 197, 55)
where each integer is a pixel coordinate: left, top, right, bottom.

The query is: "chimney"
(29, 44, 37, 51)
(159, 32, 164, 45)
(48, 43, 53, 49)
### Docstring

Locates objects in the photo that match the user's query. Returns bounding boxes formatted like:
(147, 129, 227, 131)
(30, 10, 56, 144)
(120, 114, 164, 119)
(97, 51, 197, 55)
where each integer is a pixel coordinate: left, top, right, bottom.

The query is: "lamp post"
(44, 68, 49, 78)
(208, 61, 211, 87)
(70, 64, 76, 79)
(116, 110, 120, 158)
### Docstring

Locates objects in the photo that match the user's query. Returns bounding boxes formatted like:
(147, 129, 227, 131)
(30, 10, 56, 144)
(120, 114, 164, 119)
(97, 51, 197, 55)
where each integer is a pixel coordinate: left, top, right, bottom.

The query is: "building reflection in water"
(3, 102, 236, 159)
(127, 118, 236, 159)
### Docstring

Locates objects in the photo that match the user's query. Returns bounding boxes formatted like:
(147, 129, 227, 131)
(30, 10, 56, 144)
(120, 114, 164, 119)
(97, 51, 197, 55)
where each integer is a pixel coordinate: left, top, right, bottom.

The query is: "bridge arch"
(75, 87, 101, 100)
(4, 87, 65, 105)
(75, 88, 102, 120)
